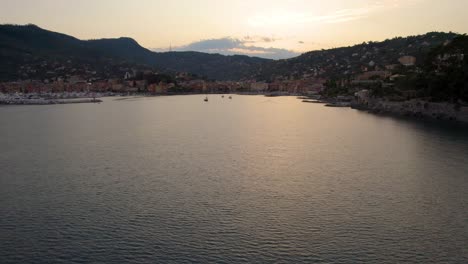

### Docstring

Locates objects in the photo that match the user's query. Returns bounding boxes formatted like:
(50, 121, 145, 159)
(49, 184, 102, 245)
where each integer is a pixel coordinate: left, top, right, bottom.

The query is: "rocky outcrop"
(352, 99, 468, 123)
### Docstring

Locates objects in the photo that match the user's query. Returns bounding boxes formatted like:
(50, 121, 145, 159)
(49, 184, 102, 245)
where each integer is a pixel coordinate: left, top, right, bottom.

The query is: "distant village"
(0, 69, 327, 97)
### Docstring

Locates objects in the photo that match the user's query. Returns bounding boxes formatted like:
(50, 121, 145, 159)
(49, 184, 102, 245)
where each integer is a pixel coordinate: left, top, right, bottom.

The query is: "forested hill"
(0, 24, 462, 83)
(0, 24, 269, 81)
(255, 32, 458, 81)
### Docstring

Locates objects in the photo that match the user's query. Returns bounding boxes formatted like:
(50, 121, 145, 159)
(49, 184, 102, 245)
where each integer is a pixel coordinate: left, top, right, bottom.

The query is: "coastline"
(4, 92, 468, 125)
(351, 99, 468, 124)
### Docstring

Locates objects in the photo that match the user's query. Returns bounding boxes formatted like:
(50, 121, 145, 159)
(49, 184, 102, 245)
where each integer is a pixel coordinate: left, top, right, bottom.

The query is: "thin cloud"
(261, 37, 276, 43)
(314, 7, 375, 24)
(248, 0, 423, 26)
(183, 38, 241, 51)
(242, 35, 280, 44)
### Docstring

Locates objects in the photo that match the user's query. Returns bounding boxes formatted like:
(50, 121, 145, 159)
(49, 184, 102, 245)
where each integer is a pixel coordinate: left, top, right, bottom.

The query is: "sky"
(1, 0, 468, 59)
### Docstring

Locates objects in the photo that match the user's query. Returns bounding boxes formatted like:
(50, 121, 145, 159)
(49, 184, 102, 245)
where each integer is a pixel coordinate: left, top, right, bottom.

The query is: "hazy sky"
(1, 0, 468, 59)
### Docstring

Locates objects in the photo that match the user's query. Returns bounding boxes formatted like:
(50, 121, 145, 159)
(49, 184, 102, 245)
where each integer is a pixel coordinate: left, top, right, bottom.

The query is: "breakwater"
(0, 98, 102, 105)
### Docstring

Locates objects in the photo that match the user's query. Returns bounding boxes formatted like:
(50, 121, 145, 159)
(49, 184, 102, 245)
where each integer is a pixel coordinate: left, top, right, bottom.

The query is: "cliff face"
(354, 99, 468, 123)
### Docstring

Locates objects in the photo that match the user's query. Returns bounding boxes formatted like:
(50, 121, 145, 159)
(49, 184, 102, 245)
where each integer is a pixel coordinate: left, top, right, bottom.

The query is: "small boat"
(204, 96, 208, 102)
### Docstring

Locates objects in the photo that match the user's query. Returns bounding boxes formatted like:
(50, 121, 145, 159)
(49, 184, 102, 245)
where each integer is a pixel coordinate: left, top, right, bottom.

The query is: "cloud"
(183, 38, 242, 52)
(248, 0, 424, 27)
(154, 37, 300, 60)
(313, 7, 375, 24)
(261, 37, 276, 43)
(247, 8, 370, 27)
(242, 35, 280, 44)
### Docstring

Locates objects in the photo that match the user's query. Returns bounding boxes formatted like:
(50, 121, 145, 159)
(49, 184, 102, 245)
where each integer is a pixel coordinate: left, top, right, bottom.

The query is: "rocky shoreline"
(352, 99, 468, 123)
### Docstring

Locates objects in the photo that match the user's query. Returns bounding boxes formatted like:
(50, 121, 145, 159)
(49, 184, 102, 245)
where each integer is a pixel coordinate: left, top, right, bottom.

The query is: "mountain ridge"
(0, 24, 270, 81)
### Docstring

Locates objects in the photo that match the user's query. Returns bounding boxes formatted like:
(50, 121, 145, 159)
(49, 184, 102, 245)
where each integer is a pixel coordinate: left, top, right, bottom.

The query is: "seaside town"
(0, 67, 330, 104)
(0, 26, 467, 122)
(0, 54, 425, 103)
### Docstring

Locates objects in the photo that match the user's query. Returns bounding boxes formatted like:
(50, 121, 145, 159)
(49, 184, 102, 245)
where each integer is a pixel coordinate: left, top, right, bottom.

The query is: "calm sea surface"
(1, 95, 468, 263)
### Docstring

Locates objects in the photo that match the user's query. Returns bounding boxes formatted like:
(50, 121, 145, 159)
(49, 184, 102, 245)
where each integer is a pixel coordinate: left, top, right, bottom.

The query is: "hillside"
(0, 24, 463, 84)
(0, 24, 148, 81)
(418, 34, 468, 101)
(0, 24, 269, 81)
(152, 51, 266, 81)
(255, 32, 458, 81)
